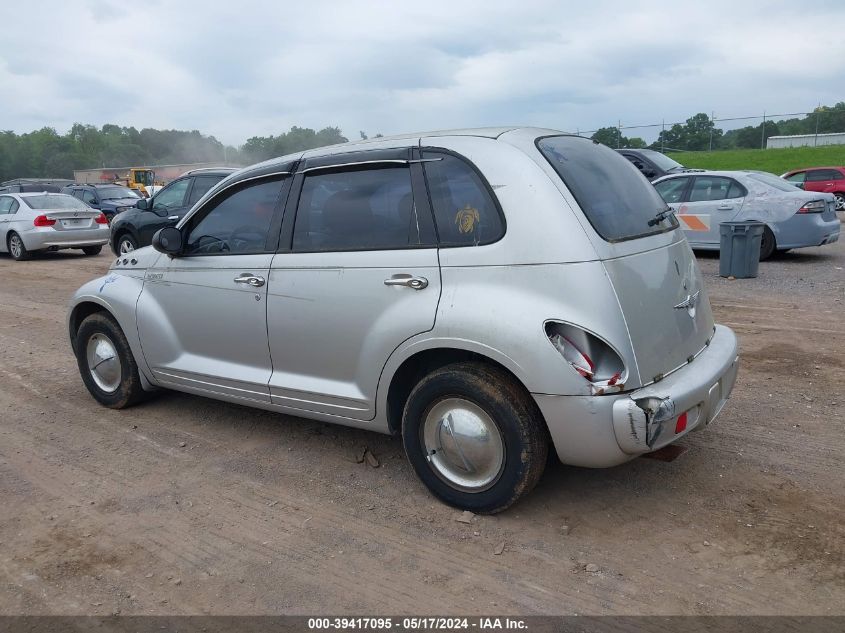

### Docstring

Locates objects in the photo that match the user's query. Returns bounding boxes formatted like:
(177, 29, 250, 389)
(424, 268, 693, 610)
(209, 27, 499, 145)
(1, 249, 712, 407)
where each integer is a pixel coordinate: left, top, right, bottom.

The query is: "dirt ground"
(0, 234, 843, 616)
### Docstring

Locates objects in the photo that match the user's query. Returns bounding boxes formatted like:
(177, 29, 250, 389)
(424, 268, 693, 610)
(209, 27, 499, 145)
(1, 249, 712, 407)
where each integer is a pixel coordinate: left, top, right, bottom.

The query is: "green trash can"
(719, 221, 764, 278)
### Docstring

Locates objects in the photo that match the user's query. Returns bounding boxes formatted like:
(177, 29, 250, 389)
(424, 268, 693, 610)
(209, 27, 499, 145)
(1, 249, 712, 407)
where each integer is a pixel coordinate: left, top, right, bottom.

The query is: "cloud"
(0, 0, 843, 145)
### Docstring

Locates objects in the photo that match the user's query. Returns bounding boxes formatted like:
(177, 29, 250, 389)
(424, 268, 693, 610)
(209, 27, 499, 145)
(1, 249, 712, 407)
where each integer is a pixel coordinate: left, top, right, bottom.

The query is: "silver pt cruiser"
(68, 128, 739, 513)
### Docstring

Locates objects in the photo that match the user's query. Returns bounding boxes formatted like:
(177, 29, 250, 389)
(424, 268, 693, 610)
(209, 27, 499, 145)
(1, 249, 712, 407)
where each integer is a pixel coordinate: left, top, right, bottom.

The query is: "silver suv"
(68, 128, 739, 513)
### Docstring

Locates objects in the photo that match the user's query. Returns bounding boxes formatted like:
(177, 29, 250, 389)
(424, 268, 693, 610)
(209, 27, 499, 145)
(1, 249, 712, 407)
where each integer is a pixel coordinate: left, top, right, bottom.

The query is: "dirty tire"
(8, 232, 31, 261)
(75, 312, 147, 409)
(82, 245, 102, 256)
(114, 233, 137, 256)
(760, 226, 776, 261)
(402, 362, 548, 514)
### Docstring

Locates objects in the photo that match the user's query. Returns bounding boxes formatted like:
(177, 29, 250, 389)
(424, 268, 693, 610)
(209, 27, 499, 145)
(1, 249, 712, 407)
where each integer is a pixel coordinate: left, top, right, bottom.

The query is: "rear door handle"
(717, 204, 733, 210)
(234, 273, 265, 287)
(168, 215, 179, 221)
(384, 274, 428, 290)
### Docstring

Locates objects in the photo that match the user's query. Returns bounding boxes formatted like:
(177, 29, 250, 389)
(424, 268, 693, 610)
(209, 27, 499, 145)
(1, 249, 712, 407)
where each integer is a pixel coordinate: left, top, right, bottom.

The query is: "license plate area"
(61, 219, 85, 228)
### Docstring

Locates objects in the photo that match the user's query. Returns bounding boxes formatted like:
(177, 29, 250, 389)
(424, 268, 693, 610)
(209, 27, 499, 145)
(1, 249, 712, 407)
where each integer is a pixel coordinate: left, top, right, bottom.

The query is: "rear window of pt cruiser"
(537, 135, 677, 242)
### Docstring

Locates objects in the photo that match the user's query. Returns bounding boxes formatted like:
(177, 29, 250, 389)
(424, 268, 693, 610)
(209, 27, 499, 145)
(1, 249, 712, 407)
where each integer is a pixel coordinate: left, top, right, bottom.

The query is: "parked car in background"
(616, 148, 694, 182)
(61, 184, 141, 223)
(109, 167, 236, 254)
(70, 128, 738, 513)
(654, 170, 840, 259)
(0, 178, 73, 194)
(781, 166, 845, 210)
(0, 192, 109, 260)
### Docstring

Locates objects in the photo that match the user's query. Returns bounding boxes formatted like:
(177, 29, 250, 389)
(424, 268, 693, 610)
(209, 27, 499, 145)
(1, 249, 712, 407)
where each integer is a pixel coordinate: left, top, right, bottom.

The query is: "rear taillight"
(95, 213, 108, 224)
(797, 200, 825, 214)
(546, 322, 626, 394)
(33, 215, 56, 227)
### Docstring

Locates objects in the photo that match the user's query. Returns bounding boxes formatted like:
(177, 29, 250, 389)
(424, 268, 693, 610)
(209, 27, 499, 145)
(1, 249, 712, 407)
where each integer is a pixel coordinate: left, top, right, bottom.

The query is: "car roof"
(179, 167, 239, 177)
(246, 126, 568, 172)
(17, 191, 75, 197)
(785, 166, 844, 172)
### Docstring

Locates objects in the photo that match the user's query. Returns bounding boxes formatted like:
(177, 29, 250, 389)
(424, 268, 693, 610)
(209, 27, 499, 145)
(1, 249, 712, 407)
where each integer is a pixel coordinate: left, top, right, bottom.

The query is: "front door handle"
(168, 215, 179, 221)
(234, 273, 265, 287)
(717, 204, 734, 210)
(384, 274, 428, 290)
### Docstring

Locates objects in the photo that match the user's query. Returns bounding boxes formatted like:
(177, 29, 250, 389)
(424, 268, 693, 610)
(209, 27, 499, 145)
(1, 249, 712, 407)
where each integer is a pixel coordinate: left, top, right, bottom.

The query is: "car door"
(677, 175, 745, 246)
(136, 173, 289, 402)
(805, 168, 841, 195)
(139, 177, 193, 245)
(266, 149, 441, 421)
(0, 196, 13, 250)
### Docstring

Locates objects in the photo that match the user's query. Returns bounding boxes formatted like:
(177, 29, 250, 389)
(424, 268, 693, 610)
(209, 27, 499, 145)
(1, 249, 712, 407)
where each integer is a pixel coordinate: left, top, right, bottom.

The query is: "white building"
(766, 132, 845, 149)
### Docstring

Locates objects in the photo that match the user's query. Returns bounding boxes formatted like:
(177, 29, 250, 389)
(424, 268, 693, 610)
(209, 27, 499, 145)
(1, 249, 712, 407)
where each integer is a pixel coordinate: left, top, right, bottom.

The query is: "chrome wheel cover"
(421, 398, 505, 492)
(9, 235, 22, 259)
(119, 239, 135, 254)
(835, 194, 845, 211)
(86, 333, 122, 393)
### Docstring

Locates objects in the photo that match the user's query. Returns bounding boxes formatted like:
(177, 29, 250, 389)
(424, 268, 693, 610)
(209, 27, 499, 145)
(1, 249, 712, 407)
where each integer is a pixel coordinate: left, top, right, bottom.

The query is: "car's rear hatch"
(536, 135, 715, 386)
(601, 235, 715, 385)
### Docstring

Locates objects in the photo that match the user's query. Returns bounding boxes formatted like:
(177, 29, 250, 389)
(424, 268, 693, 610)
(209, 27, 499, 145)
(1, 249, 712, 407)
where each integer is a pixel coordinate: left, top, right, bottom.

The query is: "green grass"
(666, 145, 845, 175)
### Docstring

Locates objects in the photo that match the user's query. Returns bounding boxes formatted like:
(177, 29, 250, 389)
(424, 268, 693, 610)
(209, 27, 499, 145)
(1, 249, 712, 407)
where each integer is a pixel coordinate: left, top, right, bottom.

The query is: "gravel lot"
(0, 232, 843, 615)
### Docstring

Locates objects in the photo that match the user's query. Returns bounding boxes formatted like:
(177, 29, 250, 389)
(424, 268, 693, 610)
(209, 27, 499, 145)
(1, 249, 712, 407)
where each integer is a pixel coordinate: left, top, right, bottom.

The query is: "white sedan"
(653, 170, 840, 260)
(0, 192, 110, 261)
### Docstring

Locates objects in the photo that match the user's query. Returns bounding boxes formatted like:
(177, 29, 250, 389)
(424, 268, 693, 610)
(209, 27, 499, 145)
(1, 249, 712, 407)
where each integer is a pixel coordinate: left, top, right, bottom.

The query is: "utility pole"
(661, 119, 665, 153)
(761, 110, 766, 149)
(709, 111, 715, 152)
(814, 102, 821, 147)
(618, 120, 622, 148)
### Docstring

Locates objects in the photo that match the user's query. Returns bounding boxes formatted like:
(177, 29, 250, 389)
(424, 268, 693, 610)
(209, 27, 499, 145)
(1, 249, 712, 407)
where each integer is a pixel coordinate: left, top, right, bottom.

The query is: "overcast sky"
(2, 0, 844, 145)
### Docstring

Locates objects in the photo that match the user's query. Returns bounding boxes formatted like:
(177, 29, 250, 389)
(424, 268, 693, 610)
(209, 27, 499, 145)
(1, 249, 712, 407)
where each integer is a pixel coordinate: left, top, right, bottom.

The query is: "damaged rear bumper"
(533, 324, 739, 468)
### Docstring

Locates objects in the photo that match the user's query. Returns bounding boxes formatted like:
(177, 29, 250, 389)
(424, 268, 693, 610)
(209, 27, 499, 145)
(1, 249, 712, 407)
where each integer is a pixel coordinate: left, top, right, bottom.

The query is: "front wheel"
(760, 226, 776, 261)
(75, 312, 147, 409)
(115, 234, 137, 255)
(402, 362, 548, 514)
(82, 245, 102, 256)
(835, 193, 845, 211)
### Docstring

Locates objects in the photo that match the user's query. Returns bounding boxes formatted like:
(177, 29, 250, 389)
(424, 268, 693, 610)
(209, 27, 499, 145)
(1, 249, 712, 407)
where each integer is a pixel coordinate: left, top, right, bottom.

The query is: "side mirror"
(795, 182, 805, 190)
(152, 227, 183, 256)
(136, 198, 150, 210)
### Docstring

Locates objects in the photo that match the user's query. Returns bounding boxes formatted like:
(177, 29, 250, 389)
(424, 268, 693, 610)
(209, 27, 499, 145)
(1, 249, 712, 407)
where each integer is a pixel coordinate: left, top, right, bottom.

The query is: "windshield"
(136, 170, 154, 186)
(537, 136, 677, 242)
(746, 171, 801, 192)
(637, 149, 685, 172)
(97, 186, 140, 200)
(23, 194, 90, 210)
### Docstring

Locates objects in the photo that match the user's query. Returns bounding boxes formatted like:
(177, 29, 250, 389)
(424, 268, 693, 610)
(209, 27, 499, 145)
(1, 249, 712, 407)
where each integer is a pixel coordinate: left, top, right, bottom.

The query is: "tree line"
(590, 102, 845, 152)
(0, 124, 349, 183)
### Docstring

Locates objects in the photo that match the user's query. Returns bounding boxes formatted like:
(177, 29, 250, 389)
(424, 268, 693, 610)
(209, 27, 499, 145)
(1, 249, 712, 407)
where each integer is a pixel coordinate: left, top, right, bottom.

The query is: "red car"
(782, 166, 845, 210)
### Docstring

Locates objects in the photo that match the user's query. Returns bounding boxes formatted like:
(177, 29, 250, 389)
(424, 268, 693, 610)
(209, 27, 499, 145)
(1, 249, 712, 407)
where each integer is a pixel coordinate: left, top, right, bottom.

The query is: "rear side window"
(807, 169, 842, 181)
(422, 152, 503, 246)
(0, 197, 12, 214)
(293, 166, 420, 252)
(689, 176, 736, 202)
(188, 175, 223, 206)
(537, 136, 675, 242)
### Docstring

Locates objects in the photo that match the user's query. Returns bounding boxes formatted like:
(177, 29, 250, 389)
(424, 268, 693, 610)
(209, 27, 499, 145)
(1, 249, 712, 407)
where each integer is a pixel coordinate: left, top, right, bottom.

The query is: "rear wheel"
(8, 232, 31, 261)
(760, 226, 776, 261)
(75, 312, 146, 409)
(116, 234, 137, 255)
(82, 245, 102, 256)
(402, 362, 548, 514)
